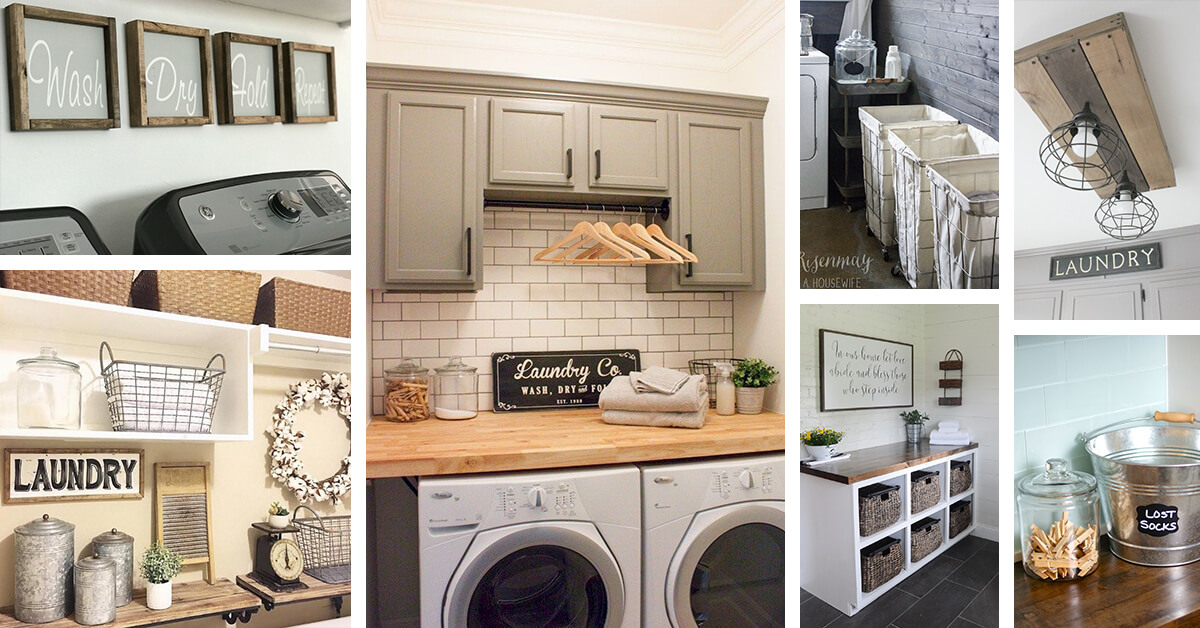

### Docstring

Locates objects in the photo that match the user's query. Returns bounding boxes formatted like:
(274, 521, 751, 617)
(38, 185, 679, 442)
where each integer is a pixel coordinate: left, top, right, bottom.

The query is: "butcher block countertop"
(367, 408, 784, 478)
(799, 441, 978, 484)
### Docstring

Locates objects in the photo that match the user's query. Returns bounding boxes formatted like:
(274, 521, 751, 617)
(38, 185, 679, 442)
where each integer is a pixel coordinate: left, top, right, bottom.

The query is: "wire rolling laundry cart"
(927, 157, 999, 289)
(887, 125, 1000, 289)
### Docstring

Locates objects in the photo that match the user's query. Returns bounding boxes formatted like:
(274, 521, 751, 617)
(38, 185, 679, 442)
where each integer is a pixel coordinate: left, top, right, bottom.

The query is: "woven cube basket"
(254, 277, 351, 338)
(131, 270, 262, 324)
(1, 270, 134, 306)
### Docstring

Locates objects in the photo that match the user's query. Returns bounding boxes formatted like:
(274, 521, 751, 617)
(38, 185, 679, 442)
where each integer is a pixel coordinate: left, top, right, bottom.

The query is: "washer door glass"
(467, 545, 608, 628)
(689, 523, 784, 627)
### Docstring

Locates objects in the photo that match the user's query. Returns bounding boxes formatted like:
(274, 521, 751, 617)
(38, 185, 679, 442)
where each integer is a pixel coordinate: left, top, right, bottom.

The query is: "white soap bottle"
(885, 45, 903, 80)
(716, 363, 736, 416)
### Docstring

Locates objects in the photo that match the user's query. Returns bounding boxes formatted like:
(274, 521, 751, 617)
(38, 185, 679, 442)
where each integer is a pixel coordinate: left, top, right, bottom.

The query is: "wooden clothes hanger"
(535, 220, 638, 263)
(645, 223, 698, 262)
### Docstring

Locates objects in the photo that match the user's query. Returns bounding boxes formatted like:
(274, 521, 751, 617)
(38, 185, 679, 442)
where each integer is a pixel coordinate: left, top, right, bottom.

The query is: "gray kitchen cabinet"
(489, 98, 576, 186)
(588, 105, 669, 190)
(382, 91, 482, 290)
(1014, 290, 1061, 320)
(1145, 275, 1200, 319)
(1062, 282, 1143, 320)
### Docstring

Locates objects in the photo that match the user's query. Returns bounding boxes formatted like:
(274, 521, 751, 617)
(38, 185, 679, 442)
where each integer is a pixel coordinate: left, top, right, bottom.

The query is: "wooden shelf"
(801, 441, 978, 484)
(0, 579, 260, 628)
(367, 408, 784, 478)
(237, 573, 350, 614)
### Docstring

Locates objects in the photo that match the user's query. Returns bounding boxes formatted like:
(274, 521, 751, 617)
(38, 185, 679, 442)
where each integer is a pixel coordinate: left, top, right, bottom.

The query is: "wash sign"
(3, 449, 143, 504)
(1049, 242, 1162, 280)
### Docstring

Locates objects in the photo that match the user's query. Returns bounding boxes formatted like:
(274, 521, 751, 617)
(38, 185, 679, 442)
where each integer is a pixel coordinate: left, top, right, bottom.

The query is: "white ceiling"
(453, 0, 751, 31)
(1016, 1, 1194, 251)
(223, 0, 350, 24)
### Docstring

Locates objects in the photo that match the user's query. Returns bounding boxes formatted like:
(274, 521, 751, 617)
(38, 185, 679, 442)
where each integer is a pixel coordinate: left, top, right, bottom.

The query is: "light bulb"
(1113, 190, 1135, 217)
(1071, 123, 1098, 159)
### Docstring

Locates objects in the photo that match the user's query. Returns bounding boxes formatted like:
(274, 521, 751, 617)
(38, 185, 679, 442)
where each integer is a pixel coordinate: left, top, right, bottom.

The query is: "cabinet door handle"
(685, 233, 694, 278)
(594, 149, 602, 180)
(465, 227, 473, 277)
(566, 148, 573, 179)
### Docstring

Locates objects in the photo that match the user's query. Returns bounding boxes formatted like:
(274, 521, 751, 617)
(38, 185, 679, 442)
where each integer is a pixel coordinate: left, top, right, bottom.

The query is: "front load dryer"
(800, 50, 829, 210)
(640, 453, 785, 628)
(419, 465, 641, 627)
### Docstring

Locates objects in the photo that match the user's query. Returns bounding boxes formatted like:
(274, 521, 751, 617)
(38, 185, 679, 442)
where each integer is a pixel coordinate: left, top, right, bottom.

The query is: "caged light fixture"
(1038, 102, 1127, 191)
(1094, 172, 1158, 240)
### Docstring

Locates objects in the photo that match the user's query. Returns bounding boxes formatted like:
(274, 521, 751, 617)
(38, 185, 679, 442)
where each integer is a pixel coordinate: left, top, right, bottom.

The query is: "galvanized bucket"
(1084, 411, 1200, 566)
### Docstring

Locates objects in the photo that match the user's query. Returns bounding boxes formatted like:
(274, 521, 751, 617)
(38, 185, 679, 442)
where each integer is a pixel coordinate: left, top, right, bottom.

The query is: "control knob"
(268, 189, 305, 223)
(528, 487, 546, 508)
(739, 470, 762, 489)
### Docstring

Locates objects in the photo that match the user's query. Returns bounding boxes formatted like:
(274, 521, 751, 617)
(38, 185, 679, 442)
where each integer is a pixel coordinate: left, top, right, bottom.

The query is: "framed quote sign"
(213, 31, 282, 124)
(3, 449, 144, 504)
(493, 350, 640, 411)
(4, 4, 120, 131)
(819, 329, 914, 411)
(284, 42, 336, 123)
(125, 20, 213, 126)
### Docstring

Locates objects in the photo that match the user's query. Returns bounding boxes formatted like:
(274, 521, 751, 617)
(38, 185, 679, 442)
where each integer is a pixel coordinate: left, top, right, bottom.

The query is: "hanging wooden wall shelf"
(1015, 13, 1174, 197)
(939, 349, 963, 406)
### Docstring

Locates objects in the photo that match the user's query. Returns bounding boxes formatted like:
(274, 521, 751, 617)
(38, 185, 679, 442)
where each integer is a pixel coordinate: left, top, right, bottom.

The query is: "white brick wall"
(371, 209, 735, 415)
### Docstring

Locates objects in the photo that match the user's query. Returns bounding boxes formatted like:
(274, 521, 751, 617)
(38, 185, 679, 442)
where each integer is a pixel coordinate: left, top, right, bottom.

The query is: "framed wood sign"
(3, 449, 144, 504)
(4, 4, 120, 131)
(493, 350, 641, 411)
(819, 329, 914, 411)
(1049, 242, 1162, 280)
(125, 20, 213, 127)
(212, 31, 282, 124)
(283, 42, 336, 123)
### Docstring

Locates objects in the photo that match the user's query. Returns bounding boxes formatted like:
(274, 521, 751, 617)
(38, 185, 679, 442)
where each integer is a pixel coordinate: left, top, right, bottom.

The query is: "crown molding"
(369, 0, 784, 73)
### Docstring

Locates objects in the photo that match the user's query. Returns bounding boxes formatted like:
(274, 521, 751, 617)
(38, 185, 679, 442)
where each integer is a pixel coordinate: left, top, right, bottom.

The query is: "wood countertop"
(799, 441, 978, 484)
(367, 408, 784, 478)
(1015, 536, 1200, 627)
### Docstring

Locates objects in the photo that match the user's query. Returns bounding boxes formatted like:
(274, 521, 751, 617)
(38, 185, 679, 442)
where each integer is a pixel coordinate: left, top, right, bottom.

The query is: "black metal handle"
(465, 227, 473, 277)
(566, 148, 573, 179)
(594, 149, 601, 180)
(685, 233, 694, 278)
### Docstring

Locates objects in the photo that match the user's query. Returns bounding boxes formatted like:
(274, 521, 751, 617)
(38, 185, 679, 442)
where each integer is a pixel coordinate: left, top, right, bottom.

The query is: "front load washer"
(800, 50, 829, 210)
(419, 465, 641, 628)
(640, 453, 785, 628)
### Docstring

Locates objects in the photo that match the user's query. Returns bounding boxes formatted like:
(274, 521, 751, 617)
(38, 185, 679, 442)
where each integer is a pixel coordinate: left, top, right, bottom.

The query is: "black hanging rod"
(483, 198, 669, 221)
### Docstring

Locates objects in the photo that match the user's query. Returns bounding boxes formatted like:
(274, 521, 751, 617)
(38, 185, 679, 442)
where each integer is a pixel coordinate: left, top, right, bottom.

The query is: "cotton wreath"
(269, 372, 352, 504)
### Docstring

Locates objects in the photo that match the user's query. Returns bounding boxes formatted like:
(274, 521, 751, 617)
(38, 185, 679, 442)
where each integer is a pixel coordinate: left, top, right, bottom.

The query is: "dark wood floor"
(799, 206, 910, 289)
(801, 535, 998, 628)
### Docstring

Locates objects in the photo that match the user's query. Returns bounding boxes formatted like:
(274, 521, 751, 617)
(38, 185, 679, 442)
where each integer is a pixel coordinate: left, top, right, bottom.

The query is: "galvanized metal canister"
(14, 514, 75, 623)
(92, 528, 133, 606)
(1086, 424, 1200, 565)
(74, 554, 116, 626)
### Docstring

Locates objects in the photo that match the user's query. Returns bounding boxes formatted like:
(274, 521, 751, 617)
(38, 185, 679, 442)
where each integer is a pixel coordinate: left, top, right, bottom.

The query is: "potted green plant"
(900, 409, 930, 444)
(732, 359, 778, 414)
(802, 427, 845, 461)
(268, 501, 290, 529)
(141, 542, 183, 610)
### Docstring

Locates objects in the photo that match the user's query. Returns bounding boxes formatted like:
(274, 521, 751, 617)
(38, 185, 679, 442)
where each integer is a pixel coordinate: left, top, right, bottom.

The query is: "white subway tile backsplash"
(383, 321, 421, 340)
(546, 266, 583, 284)
(598, 284, 632, 301)
(679, 301, 710, 318)
(530, 283, 566, 301)
(547, 301, 583, 319)
(439, 302, 476, 320)
(476, 301, 513, 320)
(458, 320, 495, 338)
(440, 338, 475, 356)
(529, 212, 565, 231)
(598, 318, 632, 336)
(648, 302, 679, 318)
(648, 335, 679, 352)
(421, 320, 459, 339)
(695, 317, 725, 334)
(484, 229, 512, 247)
(513, 337, 549, 352)
(615, 267, 644, 284)
(664, 318, 694, 335)
(486, 266, 514, 284)
(710, 301, 733, 317)
(494, 211, 530, 230)
(513, 301, 548, 319)
(494, 283, 531, 301)
(495, 319, 531, 337)
(402, 302, 440, 320)
(548, 337, 583, 351)
(582, 301, 616, 319)
(631, 318, 664, 335)
(564, 284, 598, 301)
(494, 247, 532, 266)
(615, 301, 648, 319)
(565, 319, 599, 337)
(476, 337, 513, 355)
(513, 230, 548, 248)
(512, 265, 548, 284)
(581, 267, 616, 284)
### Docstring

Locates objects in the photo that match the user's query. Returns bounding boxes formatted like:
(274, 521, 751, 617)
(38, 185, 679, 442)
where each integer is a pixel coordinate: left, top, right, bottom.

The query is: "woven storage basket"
(131, 270, 262, 324)
(1, 270, 133, 306)
(861, 536, 903, 593)
(911, 470, 940, 514)
(950, 500, 972, 538)
(950, 459, 973, 496)
(859, 483, 902, 537)
(254, 278, 350, 338)
(910, 517, 943, 563)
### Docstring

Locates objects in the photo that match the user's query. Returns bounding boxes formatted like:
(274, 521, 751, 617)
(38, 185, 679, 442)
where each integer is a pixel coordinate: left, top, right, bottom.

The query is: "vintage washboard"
(154, 463, 215, 584)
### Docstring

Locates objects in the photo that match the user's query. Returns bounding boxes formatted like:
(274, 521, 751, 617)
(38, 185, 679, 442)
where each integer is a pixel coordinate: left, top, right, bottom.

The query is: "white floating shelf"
(252, 325, 352, 371)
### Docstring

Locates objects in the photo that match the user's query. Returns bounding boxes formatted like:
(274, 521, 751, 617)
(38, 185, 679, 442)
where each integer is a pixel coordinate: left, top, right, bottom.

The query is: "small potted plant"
(802, 427, 844, 461)
(268, 502, 291, 529)
(732, 358, 778, 414)
(900, 409, 930, 444)
(141, 542, 183, 610)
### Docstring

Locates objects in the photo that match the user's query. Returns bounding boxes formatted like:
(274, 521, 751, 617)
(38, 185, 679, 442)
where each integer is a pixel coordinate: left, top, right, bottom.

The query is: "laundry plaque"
(3, 449, 144, 504)
(1049, 242, 1162, 280)
(492, 350, 640, 411)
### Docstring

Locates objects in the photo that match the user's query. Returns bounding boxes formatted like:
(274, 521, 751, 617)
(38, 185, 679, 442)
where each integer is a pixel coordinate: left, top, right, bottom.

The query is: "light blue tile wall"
(1013, 335, 1168, 549)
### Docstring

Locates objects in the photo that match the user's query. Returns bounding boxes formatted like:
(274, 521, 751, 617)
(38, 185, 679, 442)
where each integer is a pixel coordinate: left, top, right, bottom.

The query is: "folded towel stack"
(599, 370, 708, 429)
(929, 422, 971, 445)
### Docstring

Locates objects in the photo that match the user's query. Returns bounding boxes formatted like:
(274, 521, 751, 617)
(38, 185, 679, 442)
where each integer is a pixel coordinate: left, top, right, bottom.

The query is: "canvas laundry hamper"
(927, 157, 1000, 289)
(887, 125, 1000, 288)
(859, 105, 957, 251)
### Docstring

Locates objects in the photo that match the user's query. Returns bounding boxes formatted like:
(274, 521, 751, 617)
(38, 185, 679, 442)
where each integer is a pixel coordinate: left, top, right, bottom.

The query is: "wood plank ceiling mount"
(1015, 13, 1174, 198)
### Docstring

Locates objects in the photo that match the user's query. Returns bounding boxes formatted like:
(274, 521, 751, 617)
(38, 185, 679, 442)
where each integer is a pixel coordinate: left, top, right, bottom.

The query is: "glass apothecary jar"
(384, 358, 430, 422)
(17, 347, 81, 430)
(835, 29, 876, 83)
(1017, 458, 1100, 581)
(434, 357, 478, 420)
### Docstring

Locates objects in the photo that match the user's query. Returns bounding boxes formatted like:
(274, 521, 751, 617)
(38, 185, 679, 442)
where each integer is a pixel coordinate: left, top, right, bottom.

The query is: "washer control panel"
(496, 481, 580, 520)
(710, 463, 776, 500)
(0, 208, 107, 254)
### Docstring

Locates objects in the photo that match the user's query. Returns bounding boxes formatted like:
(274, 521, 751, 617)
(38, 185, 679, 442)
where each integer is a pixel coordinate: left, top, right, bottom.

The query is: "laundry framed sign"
(493, 350, 641, 411)
(819, 329, 914, 411)
(3, 449, 144, 504)
(125, 20, 214, 127)
(213, 31, 283, 124)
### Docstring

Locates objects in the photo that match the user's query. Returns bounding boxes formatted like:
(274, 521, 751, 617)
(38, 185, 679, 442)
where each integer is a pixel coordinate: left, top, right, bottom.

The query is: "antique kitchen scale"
(247, 522, 308, 592)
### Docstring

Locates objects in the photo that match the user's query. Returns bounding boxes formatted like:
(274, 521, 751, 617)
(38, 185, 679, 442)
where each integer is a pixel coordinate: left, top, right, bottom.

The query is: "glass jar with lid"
(384, 358, 430, 422)
(1017, 458, 1101, 581)
(17, 347, 81, 430)
(434, 357, 478, 420)
(835, 29, 877, 83)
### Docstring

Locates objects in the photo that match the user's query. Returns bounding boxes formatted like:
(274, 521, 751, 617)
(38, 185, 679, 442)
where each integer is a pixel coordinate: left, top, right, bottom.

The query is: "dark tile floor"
(801, 535, 999, 628)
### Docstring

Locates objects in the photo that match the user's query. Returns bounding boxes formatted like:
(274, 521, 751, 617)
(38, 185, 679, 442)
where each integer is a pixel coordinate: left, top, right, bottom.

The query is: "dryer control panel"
(709, 463, 777, 500)
(0, 207, 108, 254)
(497, 481, 582, 520)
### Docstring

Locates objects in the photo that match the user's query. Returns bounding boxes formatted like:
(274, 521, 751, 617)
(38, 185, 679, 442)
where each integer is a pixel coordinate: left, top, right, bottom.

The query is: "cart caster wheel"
(891, 264, 902, 277)
(882, 250, 890, 262)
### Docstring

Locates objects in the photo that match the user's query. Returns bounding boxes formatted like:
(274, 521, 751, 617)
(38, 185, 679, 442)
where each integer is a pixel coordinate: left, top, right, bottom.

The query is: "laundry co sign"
(1049, 243, 1162, 281)
(3, 449, 144, 504)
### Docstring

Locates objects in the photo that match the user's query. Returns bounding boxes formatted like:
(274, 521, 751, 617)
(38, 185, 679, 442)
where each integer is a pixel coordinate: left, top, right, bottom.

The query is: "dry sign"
(3, 449, 144, 504)
(819, 329, 914, 411)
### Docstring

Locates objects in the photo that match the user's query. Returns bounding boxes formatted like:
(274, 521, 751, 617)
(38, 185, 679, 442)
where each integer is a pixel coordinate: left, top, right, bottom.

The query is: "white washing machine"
(800, 50, 829, 210)
(640, 454, 785, 628)
(418, 465, 641, 628)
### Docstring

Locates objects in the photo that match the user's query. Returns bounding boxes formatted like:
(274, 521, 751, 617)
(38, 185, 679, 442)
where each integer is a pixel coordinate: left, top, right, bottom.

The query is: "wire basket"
(688, 358, 744, 408)
(293, 505, 351, 584)
(100, 341, 224, 434)
(927, 158, 999, 289)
